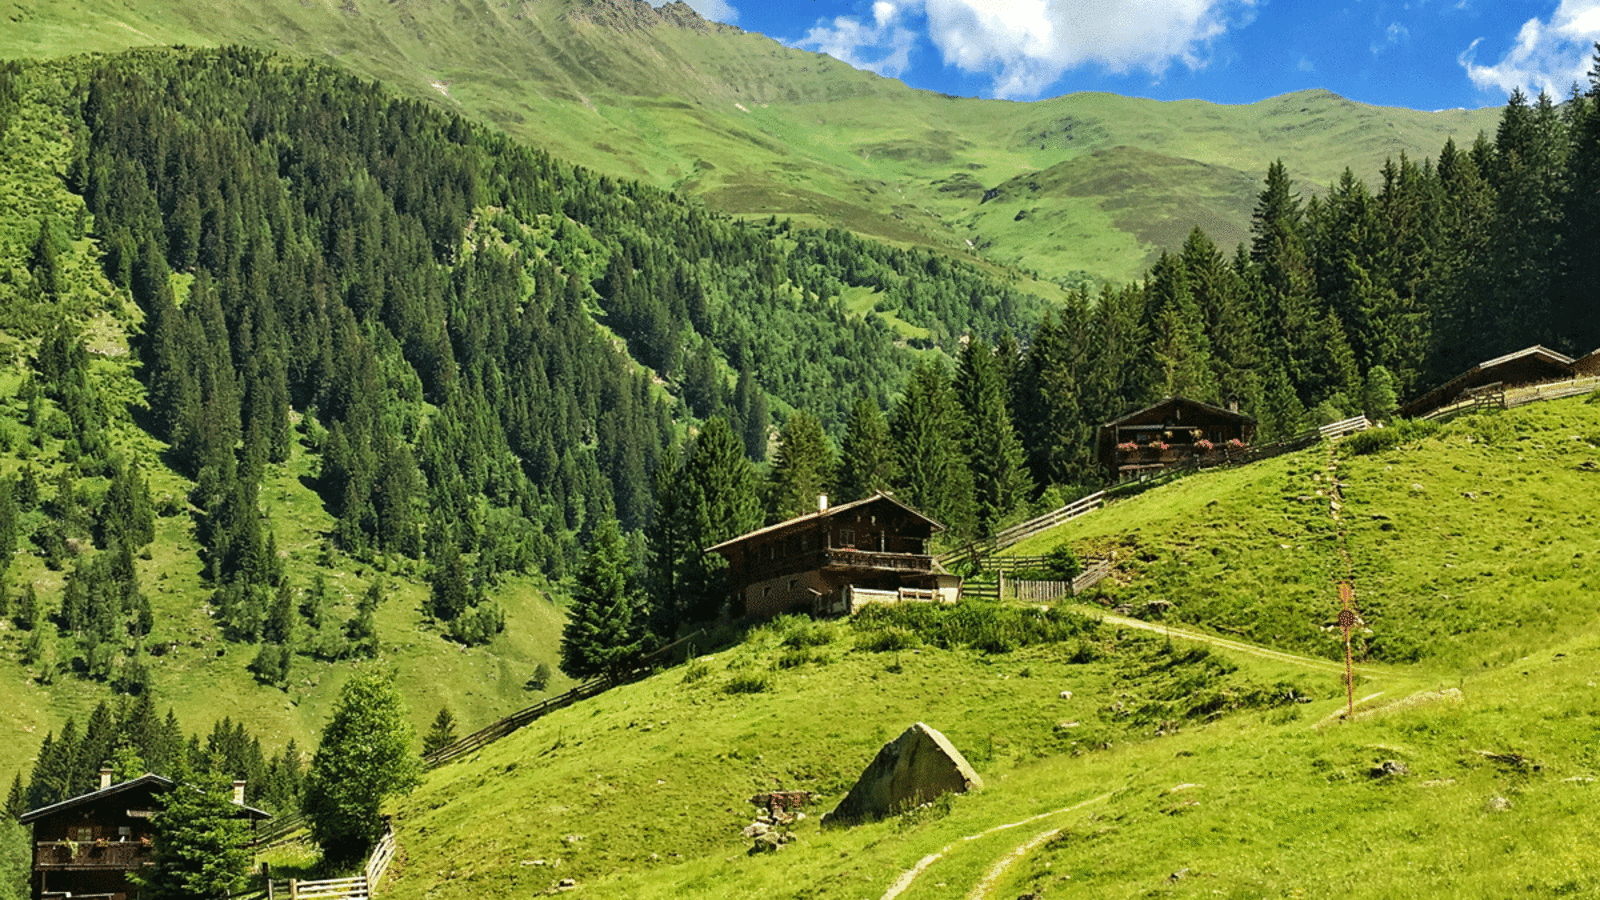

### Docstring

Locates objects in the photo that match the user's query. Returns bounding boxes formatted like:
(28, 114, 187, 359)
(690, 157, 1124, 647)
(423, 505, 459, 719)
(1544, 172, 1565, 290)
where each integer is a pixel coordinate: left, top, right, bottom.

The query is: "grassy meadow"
(375, 396, 1600, 898)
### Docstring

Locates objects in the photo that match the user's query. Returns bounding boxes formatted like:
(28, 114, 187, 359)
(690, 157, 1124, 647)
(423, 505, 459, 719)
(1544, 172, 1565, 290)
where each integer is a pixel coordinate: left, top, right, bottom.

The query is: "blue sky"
(652, 0, 1600, 109)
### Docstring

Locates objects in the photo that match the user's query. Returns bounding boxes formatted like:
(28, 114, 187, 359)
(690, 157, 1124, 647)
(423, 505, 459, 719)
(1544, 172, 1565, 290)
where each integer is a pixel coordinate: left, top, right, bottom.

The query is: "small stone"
(558, 878, 577, 888)
(1059, 690, 1073, 699)
(743, 821, 772, 838)
(1486, 796, 1512, 812)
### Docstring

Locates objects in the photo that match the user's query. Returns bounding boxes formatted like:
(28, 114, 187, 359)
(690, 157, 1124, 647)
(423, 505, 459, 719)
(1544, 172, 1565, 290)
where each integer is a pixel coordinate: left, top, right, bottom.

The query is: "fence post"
(288, 879, 297, 900)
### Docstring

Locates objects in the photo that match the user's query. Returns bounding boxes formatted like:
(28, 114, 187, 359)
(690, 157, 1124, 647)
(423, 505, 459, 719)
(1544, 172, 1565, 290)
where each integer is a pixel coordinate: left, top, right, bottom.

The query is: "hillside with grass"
(0, 0, 1499, 287)
(375, 395, 1600, 898)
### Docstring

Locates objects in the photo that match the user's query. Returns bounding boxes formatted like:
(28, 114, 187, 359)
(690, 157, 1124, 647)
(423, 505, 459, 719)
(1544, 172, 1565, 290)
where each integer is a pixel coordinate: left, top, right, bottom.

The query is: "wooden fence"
(939, 491, 1106, 568)
(962, 557, 1114, 602)
(422, 631, 702, 770)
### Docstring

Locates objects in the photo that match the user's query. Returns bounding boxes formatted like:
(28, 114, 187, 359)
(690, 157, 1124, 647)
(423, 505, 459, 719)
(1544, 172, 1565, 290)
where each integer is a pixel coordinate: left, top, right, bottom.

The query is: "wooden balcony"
(822, 548, 937, 574)
(35, 840, 153, 869)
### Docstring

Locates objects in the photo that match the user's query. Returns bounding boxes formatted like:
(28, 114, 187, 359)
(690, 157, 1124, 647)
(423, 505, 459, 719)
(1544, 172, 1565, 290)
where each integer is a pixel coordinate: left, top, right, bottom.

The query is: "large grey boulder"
(823, 722, 982, 825)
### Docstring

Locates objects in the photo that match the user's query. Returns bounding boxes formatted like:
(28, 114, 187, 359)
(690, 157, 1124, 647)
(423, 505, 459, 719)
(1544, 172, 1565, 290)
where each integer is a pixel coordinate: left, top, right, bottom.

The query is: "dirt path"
(879, 792, 1113, 900)
(1061, 605, 1371, 678)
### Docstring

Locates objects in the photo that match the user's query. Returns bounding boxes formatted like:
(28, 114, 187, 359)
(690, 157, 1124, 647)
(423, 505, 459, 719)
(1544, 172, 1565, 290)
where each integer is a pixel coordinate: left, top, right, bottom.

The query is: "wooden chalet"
(1096, 397, 1256, 480)
(19, 770, 270, 900)
(706, 492, 961, 619)
(1397, 345, 1582, 418)
(1574, 347, 1600, 377)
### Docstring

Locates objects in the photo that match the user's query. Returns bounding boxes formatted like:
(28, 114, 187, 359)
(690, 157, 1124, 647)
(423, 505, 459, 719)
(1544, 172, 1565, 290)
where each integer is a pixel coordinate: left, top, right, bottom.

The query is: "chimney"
(232, 780, 246, 806)
(99, 768, 113, 791)
(818, 494, 829, 513)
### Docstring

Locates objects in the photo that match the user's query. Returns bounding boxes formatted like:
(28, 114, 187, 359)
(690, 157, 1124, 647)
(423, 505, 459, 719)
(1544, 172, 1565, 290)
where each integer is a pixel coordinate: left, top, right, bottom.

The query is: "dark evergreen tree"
(765, 410, 835, 522)
(890, 360, 975, 535)
(674, 418, 760, 623)
(954, 339, 1031, 536)
(421, 708, 458, 757)
(559, 517, 645, 680)
(129, 762, 252, 900)
(836, 396, 896, 503)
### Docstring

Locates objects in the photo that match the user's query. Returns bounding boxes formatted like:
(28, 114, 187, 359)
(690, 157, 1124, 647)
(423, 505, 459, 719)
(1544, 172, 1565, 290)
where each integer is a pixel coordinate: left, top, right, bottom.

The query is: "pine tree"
(836, 397, 896, 502)
(560, 517, 645, 680)
(954, 339, 1031, 536)
(675, 418, 760, 623)
(765, 410, 835, 521)
(130, 762, 252, 900)
(421, 707, 459, 757)
(890, 360, 975, 535)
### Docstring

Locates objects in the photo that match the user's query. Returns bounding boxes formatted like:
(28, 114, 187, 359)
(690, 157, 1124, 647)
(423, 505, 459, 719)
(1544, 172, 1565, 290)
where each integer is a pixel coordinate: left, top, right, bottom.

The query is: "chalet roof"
(1101, 396, 1255, 429)
(1574, 347, 1600, 375)
(1398, 344, 1577, 417)
(19, 773, 272, 824)
(705, 492, 944, 556)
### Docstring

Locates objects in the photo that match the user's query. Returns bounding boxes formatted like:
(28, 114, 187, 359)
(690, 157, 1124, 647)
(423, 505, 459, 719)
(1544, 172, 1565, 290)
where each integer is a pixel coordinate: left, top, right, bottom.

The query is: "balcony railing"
(35, 840, 153, 869)
(823, 548, 936, 573)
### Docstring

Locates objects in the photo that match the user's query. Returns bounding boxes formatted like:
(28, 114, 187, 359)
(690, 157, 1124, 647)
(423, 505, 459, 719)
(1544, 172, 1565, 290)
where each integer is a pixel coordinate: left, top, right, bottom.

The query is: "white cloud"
(1460, 0, 1600, 97)
(795, 0, 1251, 100)
(797, 1, 919, 78)
(921, 0, 1251, 99)
(1372, 21, 1410, 54)
(648, 0, 738, 25)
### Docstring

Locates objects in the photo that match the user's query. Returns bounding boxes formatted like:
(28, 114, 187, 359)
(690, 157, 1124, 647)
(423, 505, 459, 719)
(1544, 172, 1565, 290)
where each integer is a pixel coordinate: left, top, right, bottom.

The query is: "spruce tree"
(421, 707, 459, 757)
(836, 396, 896, 503)
(675, 418, 760, 623)
(890, 360, 975, 535)
(131, 762, 252, 900)
(765, 410, 835, 521)
(954, 339, 1032, 536)
(560, 517, 645, 680)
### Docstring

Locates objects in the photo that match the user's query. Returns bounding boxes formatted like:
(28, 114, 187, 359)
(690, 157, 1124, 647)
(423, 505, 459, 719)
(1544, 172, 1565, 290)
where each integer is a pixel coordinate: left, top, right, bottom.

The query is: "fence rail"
(939, 491, 1106, 568)
(422, 631, 702, 770)
(1318, 415, 1371, 440)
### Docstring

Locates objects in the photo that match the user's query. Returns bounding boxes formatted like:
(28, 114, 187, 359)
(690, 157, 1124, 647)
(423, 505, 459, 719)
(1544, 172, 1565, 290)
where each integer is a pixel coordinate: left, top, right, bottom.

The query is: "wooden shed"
(19, 771, 269, 900)
(1397, 345, 1578, 418)
(1096, 397, 1256, 480)
(706, 493, 961, 619)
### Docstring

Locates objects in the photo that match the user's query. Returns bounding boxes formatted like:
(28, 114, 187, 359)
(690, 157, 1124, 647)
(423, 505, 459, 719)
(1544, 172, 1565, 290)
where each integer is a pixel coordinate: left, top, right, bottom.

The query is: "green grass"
(370, 398, 1600, 899)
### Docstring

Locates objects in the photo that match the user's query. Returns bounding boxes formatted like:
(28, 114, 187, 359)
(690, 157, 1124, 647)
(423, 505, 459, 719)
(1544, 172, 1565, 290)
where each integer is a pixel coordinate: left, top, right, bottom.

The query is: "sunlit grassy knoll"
(384, 611, 1320, 900)
(1009, 397, 1600, 671)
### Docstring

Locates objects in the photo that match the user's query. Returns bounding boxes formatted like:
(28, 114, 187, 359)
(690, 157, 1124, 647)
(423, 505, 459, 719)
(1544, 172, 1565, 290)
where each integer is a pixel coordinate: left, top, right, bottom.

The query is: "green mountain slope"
(381, 396, 1600, 898)
(0, 0, 1500, 287)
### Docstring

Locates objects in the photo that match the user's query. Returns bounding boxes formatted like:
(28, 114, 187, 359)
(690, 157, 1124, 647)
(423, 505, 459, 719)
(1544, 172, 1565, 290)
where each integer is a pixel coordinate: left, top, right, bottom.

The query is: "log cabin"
(706, 492, 962, 619)
(19, 770, 270, 900)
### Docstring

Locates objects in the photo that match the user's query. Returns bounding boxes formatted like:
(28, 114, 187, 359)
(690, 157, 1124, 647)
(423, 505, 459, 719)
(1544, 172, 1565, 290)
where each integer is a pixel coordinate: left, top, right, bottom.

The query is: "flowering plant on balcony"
(1149, 440, 1169, 452)
(1227, 438, 1246, 450)
(1116, 441, 1137, 452)
(1195, 438, 1214, 452)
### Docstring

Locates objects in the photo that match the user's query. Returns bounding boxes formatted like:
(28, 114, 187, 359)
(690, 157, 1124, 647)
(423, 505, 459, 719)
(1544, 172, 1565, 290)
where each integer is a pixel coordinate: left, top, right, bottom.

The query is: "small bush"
(681, 658, 712, 684)
(1344, 418, 1439, 456)
(855, 626, 922, 653)
(723, 671, 774, 694)
(776, 646, 824, 669)
(775, 615, 839, 649)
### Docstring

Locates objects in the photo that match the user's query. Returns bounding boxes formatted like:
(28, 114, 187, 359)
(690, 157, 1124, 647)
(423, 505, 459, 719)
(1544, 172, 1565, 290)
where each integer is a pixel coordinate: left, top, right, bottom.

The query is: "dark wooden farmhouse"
(19, 770, 270, 900)
(1096, 397, 1256, 480)
(706, 492, 962, 619)
(1397, 345, 1589, 418)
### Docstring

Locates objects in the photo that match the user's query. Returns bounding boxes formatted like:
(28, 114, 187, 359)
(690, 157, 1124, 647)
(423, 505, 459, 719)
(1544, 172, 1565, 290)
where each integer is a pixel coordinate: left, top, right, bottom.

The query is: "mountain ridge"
(0, 0, 1501, 286)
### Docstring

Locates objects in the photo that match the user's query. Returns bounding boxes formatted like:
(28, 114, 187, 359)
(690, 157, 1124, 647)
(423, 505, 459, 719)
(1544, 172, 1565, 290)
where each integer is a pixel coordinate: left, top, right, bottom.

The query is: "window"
(840, 529, 854, 546)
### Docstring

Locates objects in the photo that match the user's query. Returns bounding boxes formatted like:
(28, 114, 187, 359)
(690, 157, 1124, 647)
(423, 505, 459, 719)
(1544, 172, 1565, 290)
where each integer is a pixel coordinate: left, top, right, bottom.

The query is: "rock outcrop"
(823, 722, 982, 825)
